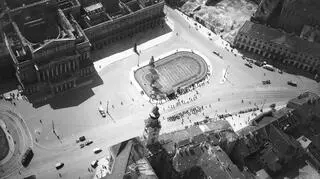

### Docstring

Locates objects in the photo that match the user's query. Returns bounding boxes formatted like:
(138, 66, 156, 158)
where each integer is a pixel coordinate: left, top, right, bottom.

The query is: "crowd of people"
(167, 106, 204, 122)
(176, 72, 211, 96)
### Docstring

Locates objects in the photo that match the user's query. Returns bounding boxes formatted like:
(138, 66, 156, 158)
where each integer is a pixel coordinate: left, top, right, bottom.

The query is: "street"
(1, 6, 320, 179)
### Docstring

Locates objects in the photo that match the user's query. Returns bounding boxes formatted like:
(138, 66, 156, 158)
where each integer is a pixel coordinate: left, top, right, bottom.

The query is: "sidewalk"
(94, 18, 174, 73)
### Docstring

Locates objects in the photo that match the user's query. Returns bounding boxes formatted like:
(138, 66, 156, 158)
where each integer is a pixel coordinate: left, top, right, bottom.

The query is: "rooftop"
(287, 91, 320, 108)
(159, 120, 236, 154)
(238, 21, 320, 57)
(102, 138, 157, 179)
(173, 144, 245, 178)
(5, 0, 44, 9)
(237, 108, 292, 136)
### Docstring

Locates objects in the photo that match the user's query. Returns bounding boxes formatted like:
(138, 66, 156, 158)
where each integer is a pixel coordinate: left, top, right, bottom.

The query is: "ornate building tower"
(143, 106, 161, 146)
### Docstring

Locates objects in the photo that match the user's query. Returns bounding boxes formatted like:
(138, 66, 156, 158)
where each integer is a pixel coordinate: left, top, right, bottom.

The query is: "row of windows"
(236, 35, 319, 66)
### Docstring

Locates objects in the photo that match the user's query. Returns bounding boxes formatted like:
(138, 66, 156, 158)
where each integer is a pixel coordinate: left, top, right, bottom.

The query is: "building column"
(56, 65, 59, 76)
(68, 61, 71, 71)
(46, 69, 50, 79)
(64, 63, 67, 73)
(36, 71, 40, 82)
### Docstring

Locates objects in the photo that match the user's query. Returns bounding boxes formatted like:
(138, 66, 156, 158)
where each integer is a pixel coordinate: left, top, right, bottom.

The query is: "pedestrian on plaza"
(40, 120, 43, 124)
(59, 173, 62, 177)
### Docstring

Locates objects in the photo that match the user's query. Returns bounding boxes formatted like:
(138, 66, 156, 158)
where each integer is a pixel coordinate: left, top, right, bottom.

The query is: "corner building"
(234, 21, 320, 75)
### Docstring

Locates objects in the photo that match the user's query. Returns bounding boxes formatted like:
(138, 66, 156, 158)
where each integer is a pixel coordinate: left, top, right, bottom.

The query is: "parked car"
(98, 106, 106, 118)
(254, 61, 264, 67)
(247, 59, 254, 64)
(85, 140, 93, 146)
(91, 160, 98, 168)
(245, 63, 253, 68)
(287, 81, 297, 87)
(55, 162, 64, 170)
(262, 80, 271, 85)
(278, 69, 283, 74)
(93, 148, 102, 154)
(263, 65, 275, 71)
(213, 51, 223, 58)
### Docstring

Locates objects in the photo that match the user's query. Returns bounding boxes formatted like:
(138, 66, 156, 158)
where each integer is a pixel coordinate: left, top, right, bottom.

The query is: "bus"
(21, 148, 34, 167)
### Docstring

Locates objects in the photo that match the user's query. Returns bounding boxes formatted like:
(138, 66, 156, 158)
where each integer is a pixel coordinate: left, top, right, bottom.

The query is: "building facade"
(3, 1, 94, 102)
(77, 0, 165, 50)
(0, 0, 165, 102)
(234, 21, 320, 75)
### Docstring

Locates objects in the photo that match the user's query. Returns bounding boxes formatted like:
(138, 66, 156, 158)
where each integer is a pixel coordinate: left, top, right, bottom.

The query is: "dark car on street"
(85, 140, 93, 146)
(245, 63, 253, 68)
(287, 81, 297, 87)
(79, 136, 86, 142)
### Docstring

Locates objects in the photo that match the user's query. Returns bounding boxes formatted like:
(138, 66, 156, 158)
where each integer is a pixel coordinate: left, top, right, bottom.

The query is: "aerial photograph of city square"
(0, 0, 320, 178)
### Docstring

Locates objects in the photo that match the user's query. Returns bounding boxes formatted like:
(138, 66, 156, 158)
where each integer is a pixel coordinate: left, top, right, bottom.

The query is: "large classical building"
(234, 21, 320, 75)
(0, 0, 165, 102)
(3, 1, 94, 102)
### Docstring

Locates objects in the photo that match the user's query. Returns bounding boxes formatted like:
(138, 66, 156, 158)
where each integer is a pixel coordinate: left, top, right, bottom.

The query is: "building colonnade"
(38, 59, 79, 81)
(91, 16, 163, 50)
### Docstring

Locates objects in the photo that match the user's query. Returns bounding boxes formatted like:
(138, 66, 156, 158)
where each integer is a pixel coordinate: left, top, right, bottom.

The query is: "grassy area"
(180, 0, 257, 43)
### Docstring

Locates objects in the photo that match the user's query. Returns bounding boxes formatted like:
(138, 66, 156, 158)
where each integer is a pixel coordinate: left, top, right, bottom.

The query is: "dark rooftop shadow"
(91, 21, 172, 62)
(32, 73, 103, 109)
(0, 79, 18, 95)
(205, 0, 223, 6)
(238, 50, 319, 82)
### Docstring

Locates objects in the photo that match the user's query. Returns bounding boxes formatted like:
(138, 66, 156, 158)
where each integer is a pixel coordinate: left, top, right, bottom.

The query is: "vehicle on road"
(80, 143, 85, 148)
(91, 160, 99, 168)
(262, 80, 271, 85)
(278, 69, 283, 74)
(21, 148, 34, 167)
(247, 59, 254, 64)
(263, 64, 275, 71)
(85, 140, 93, 146)
(93, 148, 102, 154)
(78, 136, 86, 142)
(98, 106, 107, 118)
(213, 51, 223, 58)
(287, 81, 297, 87)
(55, 162, 64, 170)
(245, 63, 253, 68)
(254, 61, 264, 67)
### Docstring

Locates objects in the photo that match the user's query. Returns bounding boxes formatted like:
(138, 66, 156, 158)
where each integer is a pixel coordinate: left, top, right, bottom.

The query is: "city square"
(0, 1, 320, 179)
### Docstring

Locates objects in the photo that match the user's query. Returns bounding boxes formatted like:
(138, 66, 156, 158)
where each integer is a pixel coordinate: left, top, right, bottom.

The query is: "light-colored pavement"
(1, 6, 320, 179)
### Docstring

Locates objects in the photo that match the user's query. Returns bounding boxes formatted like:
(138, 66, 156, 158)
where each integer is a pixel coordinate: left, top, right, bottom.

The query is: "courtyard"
(134, 50, 209, 99)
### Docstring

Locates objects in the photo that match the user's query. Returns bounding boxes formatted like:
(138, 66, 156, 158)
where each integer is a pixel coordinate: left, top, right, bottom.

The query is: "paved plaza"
(0, 6, 320, 179)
